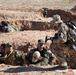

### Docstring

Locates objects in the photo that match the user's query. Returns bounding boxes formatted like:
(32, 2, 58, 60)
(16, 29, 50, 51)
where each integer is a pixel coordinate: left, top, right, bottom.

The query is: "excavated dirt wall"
(0, 30, 55, 52)
(41, 9, 76, 22)
(0, 9, 76, 31)
(6, 20, 51, 30)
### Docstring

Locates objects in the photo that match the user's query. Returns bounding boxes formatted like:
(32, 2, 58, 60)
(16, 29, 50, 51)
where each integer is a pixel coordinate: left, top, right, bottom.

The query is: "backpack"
(66, 21, 76, 30)
(66, 21, 76, 46)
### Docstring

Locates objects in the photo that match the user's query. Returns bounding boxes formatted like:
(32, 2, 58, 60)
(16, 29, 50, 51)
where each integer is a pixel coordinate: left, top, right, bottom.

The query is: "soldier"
(53, 15, 69, 44)
(4, 43, 24, 66)
(50, 15, 76, 48)
(46, 14, 69, 43)
(25, 39, 56, 66)
(46, 14, 69, 69)
(1, 21, 18, 32)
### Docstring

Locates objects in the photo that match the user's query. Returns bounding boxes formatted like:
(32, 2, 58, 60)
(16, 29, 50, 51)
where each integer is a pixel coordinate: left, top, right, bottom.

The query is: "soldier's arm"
(46, 50, 56, 64)
(54, 24, 68, 43)
(51, 53, 57, 63)
(3, 50, 14, 60)
(60, 24, 69, 42)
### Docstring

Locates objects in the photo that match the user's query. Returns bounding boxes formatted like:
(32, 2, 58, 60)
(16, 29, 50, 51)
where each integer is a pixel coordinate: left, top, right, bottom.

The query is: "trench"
(0, 8, 76, 31)
(0, 8, 76, 68)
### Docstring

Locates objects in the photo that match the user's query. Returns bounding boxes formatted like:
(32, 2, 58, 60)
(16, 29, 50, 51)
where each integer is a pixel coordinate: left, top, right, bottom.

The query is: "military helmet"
(53, 14, 61, 19)
(38, 39, 45, 43)
(52, 14, 63, 23)
(5, 43, 12, 47)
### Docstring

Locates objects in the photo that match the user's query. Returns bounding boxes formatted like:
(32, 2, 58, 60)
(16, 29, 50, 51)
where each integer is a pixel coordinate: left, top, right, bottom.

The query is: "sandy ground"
(0, 0, 76, 9)
(0, 64, 76, 75)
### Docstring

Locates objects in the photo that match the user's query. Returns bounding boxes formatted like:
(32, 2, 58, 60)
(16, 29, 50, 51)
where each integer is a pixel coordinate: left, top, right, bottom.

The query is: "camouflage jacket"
(4, 50, 24, 66)
(7, 24, 19, 32)
(26, 48, 56, 65)
(53, 23, 69, 44)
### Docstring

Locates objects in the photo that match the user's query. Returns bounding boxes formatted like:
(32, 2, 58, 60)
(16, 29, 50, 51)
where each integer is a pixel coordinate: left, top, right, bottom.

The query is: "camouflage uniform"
(1, 43, 24, 66)
(26, 48, 56, 66)
(53, 22, 69, 44)
(1, 21, 19, 32)
(4, 50, 24, 66)
(53, 19, 76, 50)
(50, 15, 76, 68)
(51, 14, 69, 44)
(50, 14, 69, 67)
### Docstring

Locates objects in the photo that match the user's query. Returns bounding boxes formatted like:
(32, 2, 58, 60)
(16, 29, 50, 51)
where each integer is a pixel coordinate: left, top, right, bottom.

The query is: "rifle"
(45, 36, 54, 42)
(45, 33, 58, 42)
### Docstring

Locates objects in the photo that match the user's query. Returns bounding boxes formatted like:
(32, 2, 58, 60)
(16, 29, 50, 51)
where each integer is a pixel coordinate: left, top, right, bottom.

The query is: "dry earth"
(0, 64, 76, 75)
(0, 30, 55, 51)
(0, 0, 76, 75)
(0, 0, 76, 9)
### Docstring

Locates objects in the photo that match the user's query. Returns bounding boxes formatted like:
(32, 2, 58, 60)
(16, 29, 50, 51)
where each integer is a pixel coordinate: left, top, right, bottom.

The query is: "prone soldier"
(25, 39, 56, 66)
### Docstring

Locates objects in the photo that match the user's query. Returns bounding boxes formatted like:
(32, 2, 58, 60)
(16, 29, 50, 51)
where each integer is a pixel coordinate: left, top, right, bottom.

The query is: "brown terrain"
(0, 0, 76, 75)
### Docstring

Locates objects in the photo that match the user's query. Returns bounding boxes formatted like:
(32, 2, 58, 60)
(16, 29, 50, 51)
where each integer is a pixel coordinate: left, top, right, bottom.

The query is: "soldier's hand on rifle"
(45, 36, 53, 42)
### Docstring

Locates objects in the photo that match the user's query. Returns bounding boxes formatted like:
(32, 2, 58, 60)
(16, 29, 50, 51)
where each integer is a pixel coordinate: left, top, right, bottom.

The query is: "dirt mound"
(41, 9, 76, 22)
(0, 8, 76, 31)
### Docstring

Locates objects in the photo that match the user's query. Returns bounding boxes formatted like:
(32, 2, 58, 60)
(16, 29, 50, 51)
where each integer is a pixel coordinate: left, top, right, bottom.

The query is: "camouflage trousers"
(35, 57, 49, 66)
(50, 42, 76, 68)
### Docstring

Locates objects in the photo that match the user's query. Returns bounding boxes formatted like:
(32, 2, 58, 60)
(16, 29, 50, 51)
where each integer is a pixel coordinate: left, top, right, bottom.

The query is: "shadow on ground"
(3, 65, 67, 73)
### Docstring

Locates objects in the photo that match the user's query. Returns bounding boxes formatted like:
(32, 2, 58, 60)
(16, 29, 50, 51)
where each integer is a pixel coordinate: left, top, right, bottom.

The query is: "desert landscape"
(0, 0, 76, 75)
